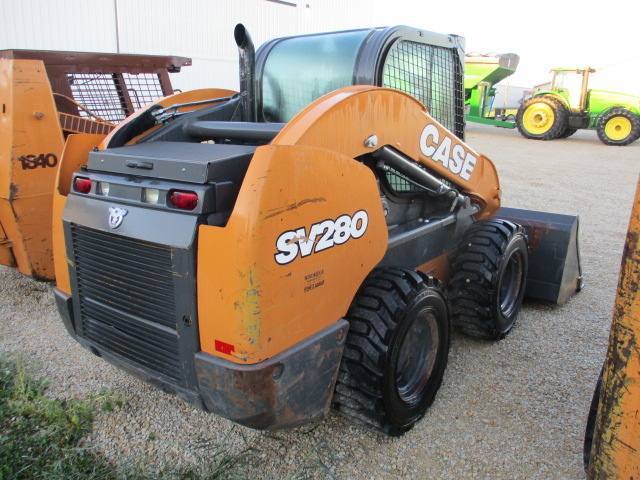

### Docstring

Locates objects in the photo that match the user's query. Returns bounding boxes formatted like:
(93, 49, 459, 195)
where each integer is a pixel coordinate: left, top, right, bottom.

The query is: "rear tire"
(596, 107, 640, 146)
(516, 96, 568, 140)
(558, 127, 578, 138)
(333, 267, 450, 436)
(584, 365, 603, 471)
(448, 220, 528, 340)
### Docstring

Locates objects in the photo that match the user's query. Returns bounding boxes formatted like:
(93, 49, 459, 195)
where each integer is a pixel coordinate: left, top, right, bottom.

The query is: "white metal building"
(0, 0, 377, 93)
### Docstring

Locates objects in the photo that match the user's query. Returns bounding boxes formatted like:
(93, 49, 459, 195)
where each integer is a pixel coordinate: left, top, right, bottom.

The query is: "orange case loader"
(0, 49, 190, 279)
(52, 25, 583, 436)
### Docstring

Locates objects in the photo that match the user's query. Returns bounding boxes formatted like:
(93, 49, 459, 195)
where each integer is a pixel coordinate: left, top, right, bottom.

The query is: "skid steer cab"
(53, 24, 583, 436)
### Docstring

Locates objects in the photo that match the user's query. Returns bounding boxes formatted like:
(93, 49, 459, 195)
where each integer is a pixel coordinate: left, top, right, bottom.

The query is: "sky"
(371, 0, 640, 96)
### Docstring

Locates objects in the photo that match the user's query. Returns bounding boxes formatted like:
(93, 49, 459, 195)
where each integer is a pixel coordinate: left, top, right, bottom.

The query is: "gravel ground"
(1, 123, 639, 479)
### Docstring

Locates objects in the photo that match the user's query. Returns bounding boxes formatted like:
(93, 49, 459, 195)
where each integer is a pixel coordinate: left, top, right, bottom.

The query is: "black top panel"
(88, 142, 256, 184)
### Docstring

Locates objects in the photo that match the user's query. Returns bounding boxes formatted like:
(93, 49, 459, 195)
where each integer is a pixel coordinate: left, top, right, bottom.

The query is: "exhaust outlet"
(234, 24, 257, 123)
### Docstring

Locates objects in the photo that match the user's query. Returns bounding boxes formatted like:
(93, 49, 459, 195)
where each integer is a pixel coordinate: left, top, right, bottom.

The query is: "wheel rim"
(498, 250, 525, 320)
(395, 309, 439, 406)
(523, 103, 555, 134)
(605, 116, 632, 141)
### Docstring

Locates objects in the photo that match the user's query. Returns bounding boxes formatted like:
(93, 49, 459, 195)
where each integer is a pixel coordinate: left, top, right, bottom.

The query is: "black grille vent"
(71, 225, 181, 381)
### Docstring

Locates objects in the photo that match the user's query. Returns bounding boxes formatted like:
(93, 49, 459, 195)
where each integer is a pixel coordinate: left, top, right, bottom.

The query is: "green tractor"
(516, 68, 640, 146)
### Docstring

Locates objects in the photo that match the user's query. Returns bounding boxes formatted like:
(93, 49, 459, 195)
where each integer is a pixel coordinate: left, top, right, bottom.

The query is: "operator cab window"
(260, 30, 369, 123)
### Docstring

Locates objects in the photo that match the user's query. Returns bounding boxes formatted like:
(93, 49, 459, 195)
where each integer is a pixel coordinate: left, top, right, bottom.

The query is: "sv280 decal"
(274, 210, 369, 265)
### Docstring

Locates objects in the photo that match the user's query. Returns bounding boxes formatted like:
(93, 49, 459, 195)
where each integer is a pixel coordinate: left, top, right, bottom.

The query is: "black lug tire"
(583, 365, 603, 471)
(448, 220, 528, 340)
(558, 127, 578, 139)
(516, 95, 569, 140)
(333, 267, 450, 436)
(596, 107, 640, 146)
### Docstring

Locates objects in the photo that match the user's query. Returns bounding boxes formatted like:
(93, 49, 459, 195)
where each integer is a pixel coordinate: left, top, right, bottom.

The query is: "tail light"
(73, 176, 92, 194)
(169, 190, 198, 210)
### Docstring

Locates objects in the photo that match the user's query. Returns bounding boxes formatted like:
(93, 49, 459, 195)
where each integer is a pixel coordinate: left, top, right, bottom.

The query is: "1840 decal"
(19, 153, 58, 170)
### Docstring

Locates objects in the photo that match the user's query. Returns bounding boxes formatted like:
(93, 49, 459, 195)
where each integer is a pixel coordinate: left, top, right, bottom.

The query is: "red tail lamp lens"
(73, 176, 92, 194)
(169, 190, 198, 210)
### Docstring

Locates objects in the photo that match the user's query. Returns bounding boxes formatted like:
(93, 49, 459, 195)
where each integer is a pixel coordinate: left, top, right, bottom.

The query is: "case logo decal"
(108, 207, 128, 229)
(420, 123, 477, 180)
(274, 210, 369, 265)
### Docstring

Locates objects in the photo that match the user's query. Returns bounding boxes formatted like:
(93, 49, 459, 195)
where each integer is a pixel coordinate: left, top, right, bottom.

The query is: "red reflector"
(215, 340, 235, 355)
(169, 190, 198, 210)
(73, 176, 92, 194)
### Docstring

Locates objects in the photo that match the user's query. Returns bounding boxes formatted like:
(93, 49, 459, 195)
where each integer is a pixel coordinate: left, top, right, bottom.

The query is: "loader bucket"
(496, 207, 584, 304)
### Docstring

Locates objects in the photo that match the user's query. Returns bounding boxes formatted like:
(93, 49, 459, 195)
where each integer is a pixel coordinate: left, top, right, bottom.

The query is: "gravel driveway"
(1, 123, 638, 479)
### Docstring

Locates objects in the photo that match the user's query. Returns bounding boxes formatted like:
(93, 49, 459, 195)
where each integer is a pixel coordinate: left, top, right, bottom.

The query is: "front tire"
(448, 220, 528, 340)
(516, 95, 568, 140)
(333, 268, 450, 436)
(596, 107, 640, 146)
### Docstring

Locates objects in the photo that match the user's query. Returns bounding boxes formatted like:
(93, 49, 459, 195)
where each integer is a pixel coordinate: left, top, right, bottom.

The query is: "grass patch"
(169, 428, 256, 479)
(0, 355, 258, 479)
(0, 354, 335, 479)
(0, 355, 122, 479)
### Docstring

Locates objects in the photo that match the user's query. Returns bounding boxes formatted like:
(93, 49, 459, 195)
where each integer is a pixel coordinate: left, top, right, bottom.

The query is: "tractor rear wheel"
(516, 95, 568, 140)
(558, 127, 578, 139)
(448, 220, 528, 340)
(596, 107, 640, 146)
(333, 267, 450, 436)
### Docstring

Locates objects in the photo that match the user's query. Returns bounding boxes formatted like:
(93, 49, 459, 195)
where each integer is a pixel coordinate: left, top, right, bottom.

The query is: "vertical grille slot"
(71, 225, 182, 382)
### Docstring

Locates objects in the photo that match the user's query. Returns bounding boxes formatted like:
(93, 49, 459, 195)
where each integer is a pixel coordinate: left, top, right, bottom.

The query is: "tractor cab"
(550, 67, 595, 110)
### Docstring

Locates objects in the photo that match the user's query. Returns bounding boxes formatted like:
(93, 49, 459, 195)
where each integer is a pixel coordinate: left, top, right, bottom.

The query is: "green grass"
(0, 355, 262, 480)
(0, 355, 124, 479)
(0, 354, 337, 479)
(168, 429, 256, 480)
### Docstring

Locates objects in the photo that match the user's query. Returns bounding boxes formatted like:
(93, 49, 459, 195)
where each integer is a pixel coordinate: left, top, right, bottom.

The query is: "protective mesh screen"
(68, 73, 165, 123)
(123, 73, 166, 109)
(382, 40, 464, 193)
(385, 167, 424, 194)
(383, 40, 463, 134)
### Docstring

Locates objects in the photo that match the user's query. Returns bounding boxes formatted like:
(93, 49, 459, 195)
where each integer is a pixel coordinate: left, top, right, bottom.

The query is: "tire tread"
(333, 268, 447, 436)
(448, 219, 526, 340)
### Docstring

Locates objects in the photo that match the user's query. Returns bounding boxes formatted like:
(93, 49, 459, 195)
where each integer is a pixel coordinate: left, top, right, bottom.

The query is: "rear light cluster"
(72, 177, 198, 211)
(73, 176, 92, 194)
(169, 190, 198, 210)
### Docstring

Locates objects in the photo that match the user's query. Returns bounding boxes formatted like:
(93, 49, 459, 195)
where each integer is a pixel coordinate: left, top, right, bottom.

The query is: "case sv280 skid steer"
(53, 25, 583, 436)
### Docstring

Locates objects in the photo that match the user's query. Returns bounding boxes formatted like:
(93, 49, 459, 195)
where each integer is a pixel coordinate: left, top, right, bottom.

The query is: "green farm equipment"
(464, 53, 519, 128)
(516, 68, 640, 145)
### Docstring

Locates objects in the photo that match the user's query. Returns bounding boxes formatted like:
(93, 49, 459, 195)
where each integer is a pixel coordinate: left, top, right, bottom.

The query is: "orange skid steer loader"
(52, 25, 583, 436)
(0, 49, 190, 280)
